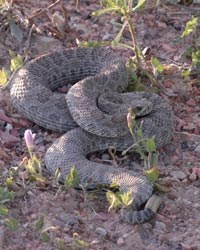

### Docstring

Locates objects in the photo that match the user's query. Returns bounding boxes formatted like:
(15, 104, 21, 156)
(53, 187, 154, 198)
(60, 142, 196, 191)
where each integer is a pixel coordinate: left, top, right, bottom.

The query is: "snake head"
(130, 98, 153, 117)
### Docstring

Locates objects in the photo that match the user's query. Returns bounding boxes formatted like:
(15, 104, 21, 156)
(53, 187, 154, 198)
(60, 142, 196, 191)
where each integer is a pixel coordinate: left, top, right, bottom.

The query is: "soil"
(0, 1, 199, 249)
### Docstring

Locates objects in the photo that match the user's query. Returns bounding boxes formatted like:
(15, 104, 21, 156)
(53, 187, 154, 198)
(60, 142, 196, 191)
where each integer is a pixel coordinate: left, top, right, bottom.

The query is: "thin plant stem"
(125, 15, 158, 86)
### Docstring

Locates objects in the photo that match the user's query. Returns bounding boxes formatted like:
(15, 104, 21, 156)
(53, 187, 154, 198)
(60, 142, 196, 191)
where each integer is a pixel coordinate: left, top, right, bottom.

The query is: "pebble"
(154, 221, 166, 231)
(167, 192, 177, 200)
(171, 170, 187, 180)
(95, 227, 107, 237)
(116, 237, 124, 246)
(189, 173, 197, 181)
(194, 144, 200, 153)
(102, 32, 113, 41)
(5, 123, 13, 132)
(142, 222, 153, 230)
(157, 21, 167, 29)
(35, 136, 44, 145)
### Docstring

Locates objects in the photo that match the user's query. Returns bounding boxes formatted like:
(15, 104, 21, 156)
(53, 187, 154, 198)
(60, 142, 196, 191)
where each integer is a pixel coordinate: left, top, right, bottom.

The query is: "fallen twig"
(28, 0, 63, 20)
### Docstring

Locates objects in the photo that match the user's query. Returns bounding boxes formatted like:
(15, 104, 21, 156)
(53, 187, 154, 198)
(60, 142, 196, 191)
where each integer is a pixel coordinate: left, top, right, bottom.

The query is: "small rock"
(102, 32, 113, 41)
(155, 221, 166, 231)
(142, 222, 153, 230)
(116, 237, 124, 246)
(181, 178, 188, 184)
(35, 136, 44, 145)
(95, 227, 107, 237)
(171, 170, 187, 180)
(193, 167, 200, 178)
(91, 239, 101, 245)
(167, 192, 177, 200)
(189, 173, 197, 181)
(194, 144, 200, 153)
(158, 21, 167, 29)
(5, 123, 13, 132)
(123, 232, 144, 249)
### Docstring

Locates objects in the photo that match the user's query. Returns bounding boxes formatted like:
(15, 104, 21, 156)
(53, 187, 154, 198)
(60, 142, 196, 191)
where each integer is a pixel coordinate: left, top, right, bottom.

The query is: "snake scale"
(10, 47, 174, 224)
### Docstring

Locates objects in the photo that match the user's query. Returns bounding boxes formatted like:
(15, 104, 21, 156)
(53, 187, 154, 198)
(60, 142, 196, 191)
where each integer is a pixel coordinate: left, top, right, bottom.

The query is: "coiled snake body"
(10, 47, 174, 224)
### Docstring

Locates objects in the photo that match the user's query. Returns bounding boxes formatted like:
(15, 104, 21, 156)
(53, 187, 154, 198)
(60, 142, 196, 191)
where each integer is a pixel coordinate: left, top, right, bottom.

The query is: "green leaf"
(73, 238, 89, 249)
(0, 67, 8, 85)
(9, 19, 23, 43)
(4, 218, 19, 231)
(151, 57, 164, 74)
(132, 0, 146, 12)
(119, 191, 133, 207)
(64, 166, 80, 190)
(10, 53, 23, 72)
(181, 16, 198, 38)
(181, 69, 191, 77)
(145, 138, 156, 152)
(101, 0, 118, 8)
(182, 46, 193, 59)
(109, 182, 119, 191)
(0, 187, 14, 204)
(29, 174, 46, 183)
(31, 155, 41, 174)
(192, 50, 200, 67)
(92, 7, 120, 16)
(145, 167, 159, 182)
(154, 182, 171, 192)
(106, 190, 133, 211)
(41, 232, 50, 242)
(106, 190, 121, 211)
(54, 168, 61, 182)
(27, 159, 36, 175)
(151, 152, 159, 168)
(77, 40, 110, 47)
(35, 214, 44, 233)
(0, 205, 9, 216)
(135, 125, 143, 138)
(55, 238, 66, 250)
(5, 177, 14, 187)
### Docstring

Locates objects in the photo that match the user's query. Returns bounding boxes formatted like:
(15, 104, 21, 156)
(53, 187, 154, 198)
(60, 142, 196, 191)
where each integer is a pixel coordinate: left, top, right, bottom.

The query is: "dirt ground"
(0, 0, 200, 249)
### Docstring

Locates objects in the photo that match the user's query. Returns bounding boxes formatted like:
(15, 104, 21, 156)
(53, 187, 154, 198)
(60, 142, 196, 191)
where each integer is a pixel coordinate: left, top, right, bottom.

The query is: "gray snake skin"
(10, 47, 174, 224)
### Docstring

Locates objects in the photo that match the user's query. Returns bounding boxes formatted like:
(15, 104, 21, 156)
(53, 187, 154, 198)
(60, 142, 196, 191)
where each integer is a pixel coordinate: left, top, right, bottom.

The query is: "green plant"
(35, 214, 57, 242)
(105, 108, 170, 210)
(64, 166, 80, 190)
(125, 108, 159, 170)
(106, 189, 133, 210)
(78, 0, 160, 87)
(0, 187, 14, 216)
(0, 51, 23, 86)
(181, 15, 200, 76)
(0, 0, 23, 42)
(0, 187, 19, 230)
(72, 233, 89, 249)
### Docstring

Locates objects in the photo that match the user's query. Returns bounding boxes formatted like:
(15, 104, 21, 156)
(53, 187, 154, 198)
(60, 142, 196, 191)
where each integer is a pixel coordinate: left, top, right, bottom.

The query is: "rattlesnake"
(10, 47, 174, 224)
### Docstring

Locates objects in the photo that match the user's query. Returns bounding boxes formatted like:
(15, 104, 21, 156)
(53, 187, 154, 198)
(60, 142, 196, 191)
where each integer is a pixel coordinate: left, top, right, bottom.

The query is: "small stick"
(28, 0, 62, 20)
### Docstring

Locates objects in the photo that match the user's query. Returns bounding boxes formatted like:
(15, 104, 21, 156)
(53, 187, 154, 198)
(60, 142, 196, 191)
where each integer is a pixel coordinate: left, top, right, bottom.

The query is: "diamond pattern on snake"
(10, 47, 175, 224)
